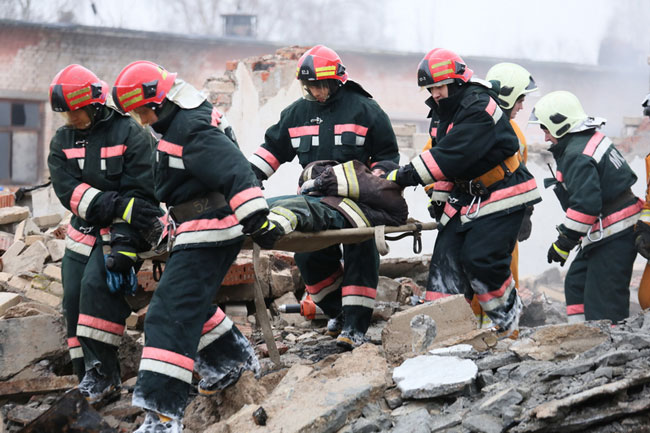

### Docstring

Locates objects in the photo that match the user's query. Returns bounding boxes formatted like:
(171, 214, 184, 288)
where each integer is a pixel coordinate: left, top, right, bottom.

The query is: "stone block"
(31, 214, 62, 229)
(0, 271, 11, 282)
(1, 301, 59, 319)
(269, 267, 297, 297)
(381, 295, 477, 362)
(43, 264, 62, 281)
(393, 354, 478, 399)
(45, 239, 65, 262)
(13, 219, 26, 242)
(24, 234, 45, 246)
(2, 239, 26, 263)
(376, 276, 400, 303)
(0, 230, 13, 252)
(31, 275, 51, 291)
(48, 281, 63, 297)
(23, 218, 41, 235)
(0, 292, 21, 315)
(2, 240, 49, 274)
(23, 287, 61, 308)
(7, 275, 30, 291)
(0, 206, 29, 225)
(0, 314, 66, 380)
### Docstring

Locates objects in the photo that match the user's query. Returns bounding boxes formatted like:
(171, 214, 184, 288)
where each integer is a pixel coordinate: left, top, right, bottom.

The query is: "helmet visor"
(524, 76, 537, 93)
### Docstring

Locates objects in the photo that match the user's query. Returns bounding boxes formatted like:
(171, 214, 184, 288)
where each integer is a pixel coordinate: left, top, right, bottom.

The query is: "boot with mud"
(134, 411, 182, 433)
(77, 367, 120, 404)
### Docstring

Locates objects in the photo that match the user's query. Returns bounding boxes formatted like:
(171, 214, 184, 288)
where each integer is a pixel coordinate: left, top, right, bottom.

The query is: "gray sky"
(11, 0, 649, 65)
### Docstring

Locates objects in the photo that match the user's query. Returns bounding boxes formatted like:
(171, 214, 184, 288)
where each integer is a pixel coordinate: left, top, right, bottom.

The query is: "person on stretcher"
(263, 159, 408, 238)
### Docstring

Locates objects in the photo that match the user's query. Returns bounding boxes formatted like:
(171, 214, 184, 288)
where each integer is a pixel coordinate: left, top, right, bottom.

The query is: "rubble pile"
(1, 187, 649, 432)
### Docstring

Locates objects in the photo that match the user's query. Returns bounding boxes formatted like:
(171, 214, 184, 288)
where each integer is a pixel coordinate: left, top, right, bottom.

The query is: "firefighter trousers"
(269, 195, 380, 335)
(61, 245, 131, 383)
(132, 242, 255, 421)
(565, 228, 637, 323)
(426, 208, 524, 331)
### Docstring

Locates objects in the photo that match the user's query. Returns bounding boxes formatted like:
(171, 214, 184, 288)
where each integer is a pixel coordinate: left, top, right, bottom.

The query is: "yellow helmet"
(529, 91, 588, 139)
(485, 62, 537, 110)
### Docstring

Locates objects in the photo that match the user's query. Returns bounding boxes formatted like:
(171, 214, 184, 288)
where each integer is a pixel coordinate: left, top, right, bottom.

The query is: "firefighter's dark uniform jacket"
(547, 130, 642, 247)
(133, 92, 264, 421)
(47, 105, 157, 381)
(408, 82, 541, 226)
(249, 82, 400, 337)
(546, 129, 642, 322)
(153, 101, 268, 250)
(249, 81, 399, 178)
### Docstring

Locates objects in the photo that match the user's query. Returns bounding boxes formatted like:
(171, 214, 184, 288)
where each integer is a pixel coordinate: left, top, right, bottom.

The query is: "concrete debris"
(2, 240, 49, 274)
(0, 314, 66, 380)
(382, 294, 477, 362)
(0, 206, 29, 225)
(0, 188, 648, 433)
(0, 292, 21, 316)
(393, 354, 478, 399)
(410, 314, 437, 352)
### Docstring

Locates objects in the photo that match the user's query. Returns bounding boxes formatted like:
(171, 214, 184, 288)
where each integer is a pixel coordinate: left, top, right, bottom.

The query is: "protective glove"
(250, 219, 285, 249)
(386, 165, 421, 188)
(115, 197, 163, 232)
(104, 234, 139, 295)
(547, 232, 579, 266)
(517, 206, 534, 242)
(635, 221, 650, 260)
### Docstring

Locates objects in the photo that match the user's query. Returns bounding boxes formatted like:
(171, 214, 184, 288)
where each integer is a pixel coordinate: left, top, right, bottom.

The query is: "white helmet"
(529, 91, 589, 139)
(486, 62, 537, 110)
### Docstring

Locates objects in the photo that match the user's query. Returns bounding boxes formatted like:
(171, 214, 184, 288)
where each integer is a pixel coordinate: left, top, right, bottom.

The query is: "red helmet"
(112, 61, 177, 113)
(417, 48, 473, 88)
(49, 64, 108, 112)
(296, 45, 348, 84)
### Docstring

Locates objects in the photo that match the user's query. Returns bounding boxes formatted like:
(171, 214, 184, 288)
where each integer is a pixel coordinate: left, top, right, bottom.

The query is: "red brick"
(137, 270, 158, 292)
(51, 225, 67, 240)
(222, 262, 255, 286)
(0, 193, 15, 208)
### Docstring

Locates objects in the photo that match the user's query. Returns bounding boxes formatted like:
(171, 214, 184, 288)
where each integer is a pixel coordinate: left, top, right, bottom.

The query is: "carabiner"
(586, 216, 603, 242)
(465, 195, 482, 220)
(166, 206, 178, 252)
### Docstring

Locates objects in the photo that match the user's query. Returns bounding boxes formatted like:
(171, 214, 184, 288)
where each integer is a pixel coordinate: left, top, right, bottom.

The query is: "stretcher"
(244, 220, 438, 366)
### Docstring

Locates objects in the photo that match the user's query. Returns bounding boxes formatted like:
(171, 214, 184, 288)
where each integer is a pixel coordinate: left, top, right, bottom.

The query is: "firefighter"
(636, 94, 650, 309)
(112, 61, 278, 432)
(472, 62, 538, 325)
(388, 48, 542, 336)
(531, 90, 643, 322)
(249, 45, 400, 350)
(47, 64, 160, 403)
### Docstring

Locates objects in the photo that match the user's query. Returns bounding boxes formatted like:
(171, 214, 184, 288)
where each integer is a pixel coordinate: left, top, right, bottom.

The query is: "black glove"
(547, 232, 579, 266)
(250, 219, 285, 249)
(517, 206, 534, 242)
(115, 197, 163, 232)
(635, 221, 650, 260)
(104, 235, 138, 295)
(386, 165, 421, 188)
